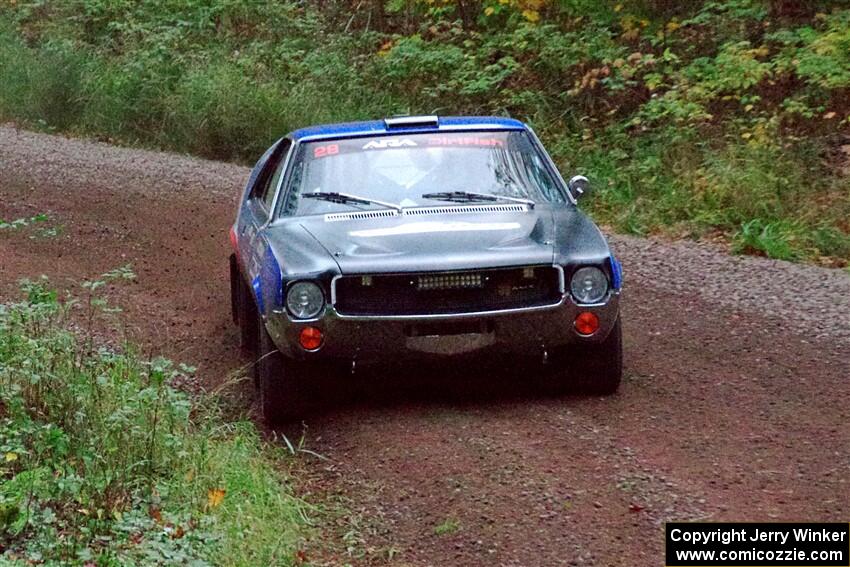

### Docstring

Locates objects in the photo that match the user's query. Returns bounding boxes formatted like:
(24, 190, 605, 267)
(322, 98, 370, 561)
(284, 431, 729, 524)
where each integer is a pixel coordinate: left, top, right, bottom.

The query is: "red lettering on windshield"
(313, 144, 340, 158)
(427, 137, 505, 147)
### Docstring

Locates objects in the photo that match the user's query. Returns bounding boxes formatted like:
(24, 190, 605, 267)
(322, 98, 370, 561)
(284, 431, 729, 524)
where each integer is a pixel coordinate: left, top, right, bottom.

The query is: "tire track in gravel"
(1, 125, 848, 566)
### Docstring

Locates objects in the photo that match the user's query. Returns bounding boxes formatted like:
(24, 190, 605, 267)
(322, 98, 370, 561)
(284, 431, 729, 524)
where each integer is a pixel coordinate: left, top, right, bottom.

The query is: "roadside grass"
(560, 126, 850, 264)
(0, 26, 85, 133)
(0, 275, 309, 566)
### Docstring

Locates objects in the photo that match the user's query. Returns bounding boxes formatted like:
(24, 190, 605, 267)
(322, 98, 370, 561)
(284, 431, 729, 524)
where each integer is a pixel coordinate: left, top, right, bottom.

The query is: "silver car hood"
(299, 208, 556, 274)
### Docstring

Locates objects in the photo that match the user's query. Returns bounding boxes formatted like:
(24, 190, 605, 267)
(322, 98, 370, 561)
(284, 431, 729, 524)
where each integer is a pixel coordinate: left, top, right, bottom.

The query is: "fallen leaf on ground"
(207, 487, 226, 509)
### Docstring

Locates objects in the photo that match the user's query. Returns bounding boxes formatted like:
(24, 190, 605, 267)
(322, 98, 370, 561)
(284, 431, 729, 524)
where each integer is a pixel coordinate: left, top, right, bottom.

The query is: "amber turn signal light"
(299, 326, 324, 350)
(574, 312, 599, 336)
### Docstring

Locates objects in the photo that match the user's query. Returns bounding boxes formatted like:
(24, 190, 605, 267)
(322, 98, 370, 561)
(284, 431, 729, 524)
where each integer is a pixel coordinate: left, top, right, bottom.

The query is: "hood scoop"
(324, 203, 529, 222)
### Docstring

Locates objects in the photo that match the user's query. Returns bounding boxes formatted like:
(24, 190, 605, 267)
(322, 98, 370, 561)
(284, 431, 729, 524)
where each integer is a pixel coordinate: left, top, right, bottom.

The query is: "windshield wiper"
(303, 192, 402, 212)
(420, 191, 534, 208)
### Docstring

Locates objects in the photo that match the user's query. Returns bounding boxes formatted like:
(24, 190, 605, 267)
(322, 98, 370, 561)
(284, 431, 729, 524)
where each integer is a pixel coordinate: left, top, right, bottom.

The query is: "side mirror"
(567, 175, 590, 202)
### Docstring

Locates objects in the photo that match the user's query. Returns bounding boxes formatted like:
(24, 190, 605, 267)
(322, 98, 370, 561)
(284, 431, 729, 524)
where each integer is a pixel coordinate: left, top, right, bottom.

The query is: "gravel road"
(2, 124, 848, 566)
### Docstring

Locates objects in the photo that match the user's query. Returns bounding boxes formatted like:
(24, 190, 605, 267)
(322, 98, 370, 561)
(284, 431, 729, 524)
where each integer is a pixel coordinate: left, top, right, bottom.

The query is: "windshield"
(278, 131, 565, 217)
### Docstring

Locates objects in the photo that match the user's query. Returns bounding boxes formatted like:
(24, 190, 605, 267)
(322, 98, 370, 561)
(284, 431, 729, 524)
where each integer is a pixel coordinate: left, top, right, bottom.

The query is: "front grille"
(333, 266, 562, 316)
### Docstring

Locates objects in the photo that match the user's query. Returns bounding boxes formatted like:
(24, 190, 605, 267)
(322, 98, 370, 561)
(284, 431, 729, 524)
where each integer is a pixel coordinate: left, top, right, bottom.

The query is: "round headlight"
(570, 266, 608, 304)
(286, 281, 325, 319)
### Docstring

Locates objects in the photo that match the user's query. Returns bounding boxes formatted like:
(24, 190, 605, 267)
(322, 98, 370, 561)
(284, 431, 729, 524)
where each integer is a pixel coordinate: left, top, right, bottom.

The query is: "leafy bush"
(770, 10, 850, 90)
(0, 277, 308, 565)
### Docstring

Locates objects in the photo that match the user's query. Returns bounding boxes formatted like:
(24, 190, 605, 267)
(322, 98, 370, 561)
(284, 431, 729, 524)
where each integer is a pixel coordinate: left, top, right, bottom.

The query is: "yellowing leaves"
(522, 9, 540, 22)
(520, 0, 544, 9)
(378, 40, 394, 57)
(4, 452, 18, 462)
(621, 28, 640, 41)
(753, 46, 770, 58)
(620, 16, 643, 41)
(569, 65, 611, 95)
(207, 487, 226, 509)
(480, 0, 546, 22)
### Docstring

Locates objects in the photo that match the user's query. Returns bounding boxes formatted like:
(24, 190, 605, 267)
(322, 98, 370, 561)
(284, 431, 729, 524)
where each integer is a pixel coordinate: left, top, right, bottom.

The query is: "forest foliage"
(0, 0, 848, 264)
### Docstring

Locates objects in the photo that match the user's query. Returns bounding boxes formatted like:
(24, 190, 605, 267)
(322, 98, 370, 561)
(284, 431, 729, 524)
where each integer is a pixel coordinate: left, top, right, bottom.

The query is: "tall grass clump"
(163, 63, 301, 162)
(0, 276, 309, 566)
(0, 26, 85, 131)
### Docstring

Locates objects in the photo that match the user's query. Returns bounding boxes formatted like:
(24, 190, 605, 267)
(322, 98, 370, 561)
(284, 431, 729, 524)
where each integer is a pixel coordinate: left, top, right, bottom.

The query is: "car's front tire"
(232, 259, 259, 354)
(544, 316, 623, 395)
(257, 317, 317, 424)
(231, 259, 261, 387)
(577, 316, 623, 395)
(229, 254, 240, 325)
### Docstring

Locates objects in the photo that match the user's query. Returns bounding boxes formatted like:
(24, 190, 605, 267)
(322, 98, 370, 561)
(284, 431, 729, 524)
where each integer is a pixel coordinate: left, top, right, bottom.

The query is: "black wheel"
(257, 317, 315, 424)
(576, 316, 623, 395)
(543, 316, 623, 396)
(229, 254, 240, 325)
(236, 268, 259, 354)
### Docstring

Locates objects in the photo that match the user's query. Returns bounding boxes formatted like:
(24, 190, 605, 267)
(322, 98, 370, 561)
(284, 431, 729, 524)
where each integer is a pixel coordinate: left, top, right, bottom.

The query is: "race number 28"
(314, 144, 339, 158)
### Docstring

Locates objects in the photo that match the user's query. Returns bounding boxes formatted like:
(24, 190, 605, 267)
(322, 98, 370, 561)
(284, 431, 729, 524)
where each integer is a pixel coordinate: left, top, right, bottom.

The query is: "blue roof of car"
(289, 116, 527, 141)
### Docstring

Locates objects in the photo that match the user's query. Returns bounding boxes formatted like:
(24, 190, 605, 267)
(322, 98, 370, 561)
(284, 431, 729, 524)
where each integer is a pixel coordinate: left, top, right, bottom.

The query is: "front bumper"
(266, 291, 620, 364)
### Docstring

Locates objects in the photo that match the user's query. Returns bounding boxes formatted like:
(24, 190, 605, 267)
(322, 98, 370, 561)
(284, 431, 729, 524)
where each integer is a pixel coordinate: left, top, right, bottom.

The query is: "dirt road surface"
(2, 125, 848, 566)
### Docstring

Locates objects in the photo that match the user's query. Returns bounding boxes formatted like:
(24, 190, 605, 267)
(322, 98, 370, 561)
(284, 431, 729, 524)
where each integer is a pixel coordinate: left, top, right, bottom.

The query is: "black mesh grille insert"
(333, 266, 562, 316)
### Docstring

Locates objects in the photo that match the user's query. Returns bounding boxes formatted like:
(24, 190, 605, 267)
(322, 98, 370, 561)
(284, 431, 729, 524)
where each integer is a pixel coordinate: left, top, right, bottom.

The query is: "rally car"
(229, 115, 623, 422)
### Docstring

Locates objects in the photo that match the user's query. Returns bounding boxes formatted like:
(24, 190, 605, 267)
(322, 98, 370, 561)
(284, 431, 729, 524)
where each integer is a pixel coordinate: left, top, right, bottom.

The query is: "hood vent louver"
(324, 210, 398, 222)
(404, 204, 527, 216)
(324, 203, 529, 222)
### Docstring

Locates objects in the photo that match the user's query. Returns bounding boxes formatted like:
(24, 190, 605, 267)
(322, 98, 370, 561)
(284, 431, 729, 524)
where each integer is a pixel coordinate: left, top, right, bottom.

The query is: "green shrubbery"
(0, 0, 848, 264)
(0, 275, 308, 565)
